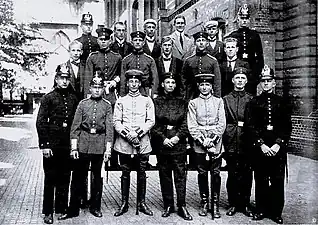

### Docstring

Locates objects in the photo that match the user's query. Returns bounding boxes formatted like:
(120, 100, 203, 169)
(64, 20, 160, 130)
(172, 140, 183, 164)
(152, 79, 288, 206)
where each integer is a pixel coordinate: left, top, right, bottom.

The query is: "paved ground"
(0, 115, 317, 224)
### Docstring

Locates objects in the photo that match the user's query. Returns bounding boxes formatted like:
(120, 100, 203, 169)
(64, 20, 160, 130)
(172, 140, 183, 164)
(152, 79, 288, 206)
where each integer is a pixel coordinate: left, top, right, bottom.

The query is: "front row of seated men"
(37, 61, 291, 224)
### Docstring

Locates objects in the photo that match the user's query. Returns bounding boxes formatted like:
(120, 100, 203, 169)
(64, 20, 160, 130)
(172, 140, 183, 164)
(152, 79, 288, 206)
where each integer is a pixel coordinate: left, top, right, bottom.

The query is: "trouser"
(157, 154, 187, 208)
(68, 153, 104, 214)
(42, 149, 71, 215)
(225, 153, 253, 208)
(254, 153, 286, 217)
(119, 153, 150, 203)
(195, 153, 221, 201)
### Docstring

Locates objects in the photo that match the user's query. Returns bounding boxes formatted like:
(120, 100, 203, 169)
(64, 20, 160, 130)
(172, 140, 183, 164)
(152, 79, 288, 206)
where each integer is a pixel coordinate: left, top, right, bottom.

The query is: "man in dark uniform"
(222, 67, 254, 217)
(246, 65, 292, 224)
(36, 65, 78, 224)
(155, 36, 183, 96)
(57, 40, 85, 100)
(203, 19, 226, 65)
(59, 75, 113, 219)
(180, 31, 221, 100)
(220, 37, 250, 96)
(119, 31, 159, 98)
(229, 4, 264, 95)
(143, 19, 161, 60)
(110, 21, 134, 58)
(187, 74, 226, 219)
(152, 72, 192, 220)
(75, 13, 99, 66)
(113, 69, 155, 217)
(84, 27, 122, 106)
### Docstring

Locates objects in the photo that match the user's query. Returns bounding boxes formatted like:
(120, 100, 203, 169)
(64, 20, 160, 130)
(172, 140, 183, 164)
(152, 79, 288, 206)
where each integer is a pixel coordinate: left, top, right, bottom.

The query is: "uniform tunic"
(223, 90, 253, 208)
(229, 28, 264, 94)
(181, 50, 222, 100)
(70, 97, 113, 154)
(119, 50, 159, 97)
(187, 94, 226, 154)
(245, 92, 292, 217)
(36, 87, 78, 215)
(113, 92, 155, 155)
(75, 34, 99, 64)
(84, 49, 122, 104)
(110, 40, 134, 58)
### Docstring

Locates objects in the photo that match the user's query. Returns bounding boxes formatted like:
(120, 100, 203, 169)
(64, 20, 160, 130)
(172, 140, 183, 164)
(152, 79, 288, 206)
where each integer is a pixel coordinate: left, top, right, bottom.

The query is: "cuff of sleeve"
(106, 142, 112, 154)
(197, 136, 205, 145)
(255, 138, 264, 147)
(275, 138, 284, 146)
(120, 127, 130, 137)
(114, 76, 120, 83)
(211, 134, 220, 145)
(135, 127, 144, 138)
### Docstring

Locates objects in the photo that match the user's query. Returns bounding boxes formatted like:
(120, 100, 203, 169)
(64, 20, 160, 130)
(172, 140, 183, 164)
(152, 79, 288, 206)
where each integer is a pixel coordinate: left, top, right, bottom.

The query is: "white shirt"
(162, 54, 172, 72)
(70, 62, 79, 78)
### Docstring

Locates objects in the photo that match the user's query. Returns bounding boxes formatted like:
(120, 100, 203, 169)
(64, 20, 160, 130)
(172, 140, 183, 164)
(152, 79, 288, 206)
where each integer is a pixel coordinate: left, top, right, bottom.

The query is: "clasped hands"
(163, 136, 180, 148)
(261, 143, 280, 156)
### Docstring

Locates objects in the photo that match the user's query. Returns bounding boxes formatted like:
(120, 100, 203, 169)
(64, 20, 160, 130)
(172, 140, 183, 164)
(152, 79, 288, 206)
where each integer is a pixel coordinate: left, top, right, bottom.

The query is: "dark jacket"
(223, 90, 253, 154)
(152, 94, 188, 155)
(110, 40, 134, 58)
(245, 92, 292, 156)
(143, 40, 161, 60)
(75, 34, 100, 64)
(206, 40, 226, 65)
(36, 87, 78, 150)
(63, 60, 86, 100)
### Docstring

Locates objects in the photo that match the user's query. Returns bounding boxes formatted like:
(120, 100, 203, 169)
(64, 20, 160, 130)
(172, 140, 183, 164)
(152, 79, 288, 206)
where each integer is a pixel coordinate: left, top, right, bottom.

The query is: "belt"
(228, 121, 244, 127)
(81, 126, 105, 134)
(51, 120, 69, 128)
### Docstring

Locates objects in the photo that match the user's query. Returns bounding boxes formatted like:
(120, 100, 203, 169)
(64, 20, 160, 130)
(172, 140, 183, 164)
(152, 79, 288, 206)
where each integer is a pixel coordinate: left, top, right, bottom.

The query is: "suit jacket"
(64, 60, 85, 100)
(155, 55, 183, 96)
(143, 40, 161, 60)
(220, 59, 250, 97)
(169, 31, 193, 60)
(206, 40, 226, 65)
(110, 40, 134, 58)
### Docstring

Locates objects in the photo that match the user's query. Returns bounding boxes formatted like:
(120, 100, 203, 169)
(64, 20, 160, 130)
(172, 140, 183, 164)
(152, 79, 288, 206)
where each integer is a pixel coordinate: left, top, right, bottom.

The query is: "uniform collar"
(90, 96, 102, 101)
(231, 90, 246, 97)
(99, 48, 111, 53)
(199, 93, 212, 99)
(128, 91, 141, 97)
(133, 49, 144, 55)
(196, 49, 207, 56)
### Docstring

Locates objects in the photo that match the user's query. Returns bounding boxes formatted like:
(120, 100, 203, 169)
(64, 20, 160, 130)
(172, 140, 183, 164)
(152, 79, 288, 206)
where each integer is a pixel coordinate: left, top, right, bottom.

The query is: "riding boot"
(198, 174, 209, 216)
(138, 176, 153, 216)
(212, 175, 221, 218)
(114, 175, 130, 216)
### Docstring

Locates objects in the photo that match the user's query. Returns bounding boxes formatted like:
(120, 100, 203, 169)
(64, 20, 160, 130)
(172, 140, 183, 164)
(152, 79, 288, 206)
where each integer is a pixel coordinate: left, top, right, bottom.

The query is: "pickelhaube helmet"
(81, 13, 93, 24)
(238, 4, 250, 19)
(55, 64, 70, 78)
(90, 73, 104, 86)
(260, 65, 275, 80)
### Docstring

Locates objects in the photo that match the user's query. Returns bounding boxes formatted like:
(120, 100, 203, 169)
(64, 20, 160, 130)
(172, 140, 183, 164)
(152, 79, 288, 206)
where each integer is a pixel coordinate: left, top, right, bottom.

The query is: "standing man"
(246, 65, 292, 224)
(229, 4, 264, 95)
(59, 40, 85, 100)
(220, 37, 250, 96)
(110, 21, 134, 58)
(155, 36, 183, 96)
(181, 31, 221, 100)
(75, 13, 99, 65)
(84, 27, 122, 106)
(113, 69, 155, 217)
(169, 15, 193, 60)
(222, 67, 254, 217)
(59, 75, 113, 220)
(187, 74, 226, 219)
(143, 19, 161, 60)
(203, 18, 226, 65)
(119, 31, 159, 98)
(152, 72, 192, 220)
(36, 65, 78, 224)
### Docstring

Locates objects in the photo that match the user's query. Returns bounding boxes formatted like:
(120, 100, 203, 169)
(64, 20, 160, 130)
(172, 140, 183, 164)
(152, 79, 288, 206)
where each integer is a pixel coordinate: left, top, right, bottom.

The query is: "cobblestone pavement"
(0, 115, 317, 224)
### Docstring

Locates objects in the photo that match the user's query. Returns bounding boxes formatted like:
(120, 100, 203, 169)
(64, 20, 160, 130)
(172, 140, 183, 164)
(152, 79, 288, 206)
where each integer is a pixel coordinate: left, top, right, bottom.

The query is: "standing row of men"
(36, 4, 291, 225)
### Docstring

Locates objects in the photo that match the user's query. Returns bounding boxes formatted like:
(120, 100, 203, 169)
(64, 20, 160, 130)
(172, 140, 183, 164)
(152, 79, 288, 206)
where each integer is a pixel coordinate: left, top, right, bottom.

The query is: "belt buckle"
(62, 122, 67, 128)
(166, 125, 173, 130)
(238, 121, 244, 127)
(90, 128, 96, 134)
(267, 125, 273, 131)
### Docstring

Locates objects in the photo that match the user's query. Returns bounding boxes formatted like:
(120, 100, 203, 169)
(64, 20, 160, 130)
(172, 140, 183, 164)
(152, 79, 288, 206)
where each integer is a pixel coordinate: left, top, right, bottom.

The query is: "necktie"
(71, 61, 80, 67)
(180, 33, 183, 49)
(163, 58, 171, 61)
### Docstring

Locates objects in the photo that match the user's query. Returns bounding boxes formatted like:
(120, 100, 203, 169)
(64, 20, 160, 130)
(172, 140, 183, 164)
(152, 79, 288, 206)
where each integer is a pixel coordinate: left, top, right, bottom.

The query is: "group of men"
(36, 4, 292, 225)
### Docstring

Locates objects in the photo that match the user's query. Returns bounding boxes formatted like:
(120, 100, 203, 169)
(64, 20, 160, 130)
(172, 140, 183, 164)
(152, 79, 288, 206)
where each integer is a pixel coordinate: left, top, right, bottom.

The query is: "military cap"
(144, 18, 157, 27)
(162, 72, 176, 81)
(224, 36, 238, 44)
(96, 27, 113, 39)
(55, 64, 70, 78)
(90, 74, 104, 86)
(233, 67, 248, 76)
(195, 73, 214, 84)
(238, 4, 250, 19)
(193, 31, 209, 41)
(260, 65, 275, 80)
(125, 69, 144, 80)
(204, 19, 218, 29)
(81, 13, 93, 24)
(130, 31, 146, 40)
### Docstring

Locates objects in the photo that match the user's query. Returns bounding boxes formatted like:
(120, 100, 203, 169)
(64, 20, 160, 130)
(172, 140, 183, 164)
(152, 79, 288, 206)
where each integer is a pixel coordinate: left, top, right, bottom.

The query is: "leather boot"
(138, 177, 153, 216)
(211, 175, 221, 219)
(212, 192, 221, 218)
(114, 175, 130, 217)
(198, 194, 209, 216)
